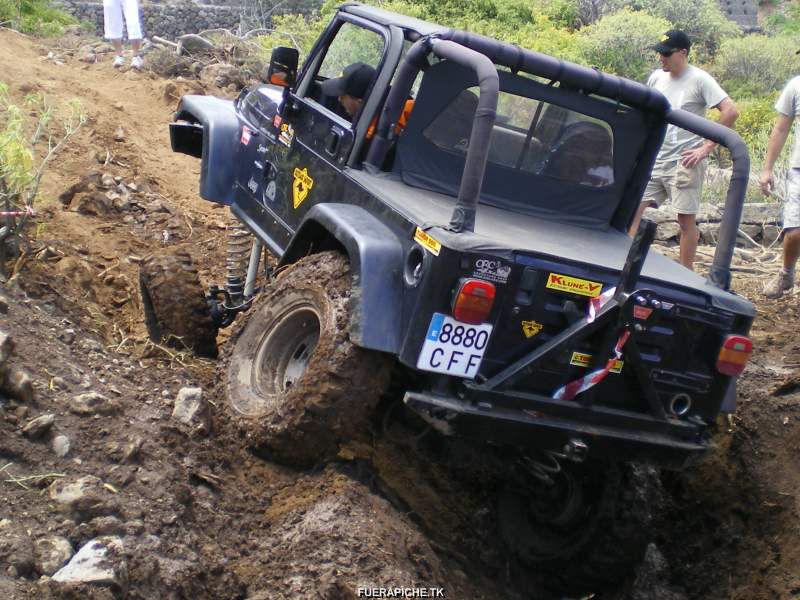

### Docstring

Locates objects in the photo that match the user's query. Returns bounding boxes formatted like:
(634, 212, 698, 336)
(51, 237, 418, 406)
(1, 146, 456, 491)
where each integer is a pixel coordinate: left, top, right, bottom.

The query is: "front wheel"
(225, 251, 392, 466)
(139, 251, 218, 358)
(498, 459, 661, 597)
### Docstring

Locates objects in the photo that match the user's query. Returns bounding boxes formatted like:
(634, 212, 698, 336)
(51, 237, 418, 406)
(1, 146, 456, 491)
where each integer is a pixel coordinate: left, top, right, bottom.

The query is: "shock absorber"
(224, 219, 252, 308)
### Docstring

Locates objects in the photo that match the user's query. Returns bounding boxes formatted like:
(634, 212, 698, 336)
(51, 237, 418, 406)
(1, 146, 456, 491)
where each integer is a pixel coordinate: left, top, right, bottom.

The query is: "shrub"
(711, 35, 799, 98)
(605, 0, 740, 58)
(0, 0, 78, 36)
(577, 9, 671, 81)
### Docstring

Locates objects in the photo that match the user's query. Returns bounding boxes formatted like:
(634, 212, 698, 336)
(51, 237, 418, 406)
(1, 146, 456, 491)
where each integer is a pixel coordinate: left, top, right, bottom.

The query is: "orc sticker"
(546, 273, 603, 298)
(473, 258, 511, 284)
(292, 167, 313, 209)
(521, 320, 543, 338)
(413, 227, 441, 256)
(570, 351, 623, 374)
(278, 123, 294, 147)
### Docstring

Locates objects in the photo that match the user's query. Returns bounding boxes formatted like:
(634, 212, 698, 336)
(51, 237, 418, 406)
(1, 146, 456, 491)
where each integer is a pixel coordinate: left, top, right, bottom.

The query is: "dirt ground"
(0, 28, 799, 600)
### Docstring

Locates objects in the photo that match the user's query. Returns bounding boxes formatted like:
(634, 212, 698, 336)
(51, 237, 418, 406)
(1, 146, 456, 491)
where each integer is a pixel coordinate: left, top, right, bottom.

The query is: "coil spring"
(520, 451, 562, 486)
(225, 220, 252, 306)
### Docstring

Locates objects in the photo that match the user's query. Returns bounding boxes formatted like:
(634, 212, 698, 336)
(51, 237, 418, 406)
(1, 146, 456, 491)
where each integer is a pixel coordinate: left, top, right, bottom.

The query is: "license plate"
(416, 313, 493, 379)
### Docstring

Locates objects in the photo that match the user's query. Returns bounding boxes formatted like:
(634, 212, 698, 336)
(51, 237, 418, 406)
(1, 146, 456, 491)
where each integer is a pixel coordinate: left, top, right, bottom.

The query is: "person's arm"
(759, 113, 793, 195)
(681, 96, 739, 167)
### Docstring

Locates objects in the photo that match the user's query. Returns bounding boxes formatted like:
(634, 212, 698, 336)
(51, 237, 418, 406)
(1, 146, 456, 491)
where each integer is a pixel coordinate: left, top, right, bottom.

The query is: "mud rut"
(1, 29, 799, 600)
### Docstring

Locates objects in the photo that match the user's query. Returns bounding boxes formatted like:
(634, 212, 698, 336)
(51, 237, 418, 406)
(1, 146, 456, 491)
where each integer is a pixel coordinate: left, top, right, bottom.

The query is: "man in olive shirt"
(759, 72, 800, 298)
(629, 30, 739, 270)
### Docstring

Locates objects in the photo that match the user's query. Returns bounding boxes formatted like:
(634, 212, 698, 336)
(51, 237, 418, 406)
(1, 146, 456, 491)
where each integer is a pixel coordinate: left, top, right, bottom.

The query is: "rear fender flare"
(174, 95, 240, 205)
(279, 203, 404, 354)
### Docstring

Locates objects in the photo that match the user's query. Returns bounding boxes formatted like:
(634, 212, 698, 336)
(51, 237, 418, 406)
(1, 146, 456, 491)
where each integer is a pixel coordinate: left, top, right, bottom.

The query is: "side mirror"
(267, 47, 299, 88)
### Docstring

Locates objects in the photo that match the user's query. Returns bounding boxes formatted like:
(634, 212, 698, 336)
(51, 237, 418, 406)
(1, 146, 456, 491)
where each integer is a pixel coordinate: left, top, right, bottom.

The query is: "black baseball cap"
(320, 62, 376, 99)
(651, 30, 691, 54)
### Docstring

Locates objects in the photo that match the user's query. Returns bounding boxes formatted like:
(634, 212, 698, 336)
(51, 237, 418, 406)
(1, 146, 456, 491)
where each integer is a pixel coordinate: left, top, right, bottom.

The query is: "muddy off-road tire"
(498, 461, 660, 597)
(225, 251, 392, 466)
(139, 251, 218, 358)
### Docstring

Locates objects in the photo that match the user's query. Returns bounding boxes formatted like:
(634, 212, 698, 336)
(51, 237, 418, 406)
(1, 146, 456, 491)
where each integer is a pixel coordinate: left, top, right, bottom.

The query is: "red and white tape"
(553, 330, 631, 401)
(0, 206, 35, 217)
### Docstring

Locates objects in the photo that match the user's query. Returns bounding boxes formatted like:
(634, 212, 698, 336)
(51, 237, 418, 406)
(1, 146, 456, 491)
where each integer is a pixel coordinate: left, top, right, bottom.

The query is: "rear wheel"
(498, 459, 660, 597)
(225, 251, 391, 466)
(139, 251, 218, 358)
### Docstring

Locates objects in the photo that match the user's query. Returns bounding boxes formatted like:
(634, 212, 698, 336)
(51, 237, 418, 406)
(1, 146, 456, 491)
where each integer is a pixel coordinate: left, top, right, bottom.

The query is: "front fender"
(281, 203, 404, 354)
(172, 95, 240, 205)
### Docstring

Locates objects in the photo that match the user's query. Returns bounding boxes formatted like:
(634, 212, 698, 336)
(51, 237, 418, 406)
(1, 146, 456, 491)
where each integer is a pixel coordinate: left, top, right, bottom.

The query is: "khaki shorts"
(785, 167, 800, 229)
(642, 159, 706, 215)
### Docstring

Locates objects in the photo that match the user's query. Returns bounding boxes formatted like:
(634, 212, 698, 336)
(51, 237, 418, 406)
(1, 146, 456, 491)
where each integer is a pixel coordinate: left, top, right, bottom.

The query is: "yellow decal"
(414, 227, 442, 256)
(570, 352, 624, 374)
(292, 167, 313, 208)
(660, 34, 669, 42)
(521, 320, 543, 338)
(546, 273, 603, 298)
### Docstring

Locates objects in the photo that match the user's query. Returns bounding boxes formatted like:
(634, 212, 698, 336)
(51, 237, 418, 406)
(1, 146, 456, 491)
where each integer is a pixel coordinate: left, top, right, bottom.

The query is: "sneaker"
(112, 55, 125, 69)
(764, 270, 795, 299)
(130, 55, 144, 70)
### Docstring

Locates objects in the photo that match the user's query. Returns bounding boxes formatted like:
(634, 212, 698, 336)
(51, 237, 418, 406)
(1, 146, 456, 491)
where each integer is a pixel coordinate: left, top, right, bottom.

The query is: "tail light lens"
(453, 279, 496, 324)
(716, 335, 753, 376)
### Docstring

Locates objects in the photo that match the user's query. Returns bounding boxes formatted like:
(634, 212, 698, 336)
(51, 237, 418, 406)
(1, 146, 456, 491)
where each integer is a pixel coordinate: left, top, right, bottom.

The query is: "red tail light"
(716, 335, 753, 376)
(453, 279, 496, 324)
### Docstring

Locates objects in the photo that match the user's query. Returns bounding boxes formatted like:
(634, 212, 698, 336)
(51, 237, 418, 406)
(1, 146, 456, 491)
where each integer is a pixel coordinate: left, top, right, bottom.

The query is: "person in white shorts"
(103, 0, 144, 70)
(629, 30, 739, 270)
(760, 69, 800, 298)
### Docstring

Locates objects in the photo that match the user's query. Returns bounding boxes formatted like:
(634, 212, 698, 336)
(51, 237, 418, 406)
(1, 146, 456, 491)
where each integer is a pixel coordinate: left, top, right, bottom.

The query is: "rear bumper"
(404, 389, 708, 470)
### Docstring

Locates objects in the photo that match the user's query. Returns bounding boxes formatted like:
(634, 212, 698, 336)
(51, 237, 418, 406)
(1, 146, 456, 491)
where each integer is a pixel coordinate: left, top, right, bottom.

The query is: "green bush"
(577, 9, 671, 81)
(711, 35, 799, 98)
(764, 2, 800, 35)
(0, 0, 78, 36)
(605, 0, 739, 58)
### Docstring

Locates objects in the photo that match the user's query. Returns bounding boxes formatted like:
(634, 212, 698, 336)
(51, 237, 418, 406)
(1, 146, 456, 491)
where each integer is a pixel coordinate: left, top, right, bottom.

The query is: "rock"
(0, 330, 12, 366)
(172, 387, 210, 434)
(2, 367, 34, 404)
(740, 202, 782, 224)
(143, 199, 171, 214)
(113, 102, 124, 111)
(70, 392, 120, 416)
(100, 173, 116, 188)
(22, 413, 56, 439)
(176, 33, 215, 55)
(656, 221, 680, 241)
(699, 222, 720, 245)
(34, 536, 73, 576)
(87, 516, 124, 537)
(642, 205, 677, 225)
(113, 126, 126, 142)
(737, 223, 762, 247)
(52, 435, 71, 457)
(49, 476, 117, 521)
(76, 191, 114, 216)
(58, 328, 76, 345)
(627, 544, 689, 600)
(0, 295, 8, 314)
(762, 224, 782, 246)
(52, 536, 127, 593)
(122, 436, 143, 463)
(0, 520, 34, 576)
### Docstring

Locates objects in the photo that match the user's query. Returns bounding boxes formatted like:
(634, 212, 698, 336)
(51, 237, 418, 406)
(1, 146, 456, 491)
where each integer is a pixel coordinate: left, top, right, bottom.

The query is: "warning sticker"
(546, 273, 603, 298)
(570, 351, 624, 374)
(414, 227, 442, 256)
(521, 320, 543, 338)
(292, 167, 313, 209)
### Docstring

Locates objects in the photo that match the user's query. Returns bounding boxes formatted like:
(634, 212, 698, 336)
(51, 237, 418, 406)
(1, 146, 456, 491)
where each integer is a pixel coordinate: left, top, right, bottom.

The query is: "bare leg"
(677, 213, 699, 270)
(628, 202, 652, 237)
(131, 38, 141, 55)
(784, 227, 800, 271)
(111, 39, 123, 54)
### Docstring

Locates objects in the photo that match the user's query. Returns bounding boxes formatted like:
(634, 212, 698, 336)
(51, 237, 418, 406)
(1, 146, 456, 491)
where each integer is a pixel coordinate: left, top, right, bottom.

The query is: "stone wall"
(56, 0, 321, 40)
(718, 0, 759, 32)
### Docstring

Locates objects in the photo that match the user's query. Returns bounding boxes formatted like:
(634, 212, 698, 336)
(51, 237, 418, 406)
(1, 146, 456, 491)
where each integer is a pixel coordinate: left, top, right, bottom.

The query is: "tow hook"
(562, 439, 588, 462)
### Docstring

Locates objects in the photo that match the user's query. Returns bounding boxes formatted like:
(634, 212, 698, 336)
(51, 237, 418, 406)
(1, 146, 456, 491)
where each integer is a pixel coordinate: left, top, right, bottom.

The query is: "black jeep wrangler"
(143, 3, 755, 595)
